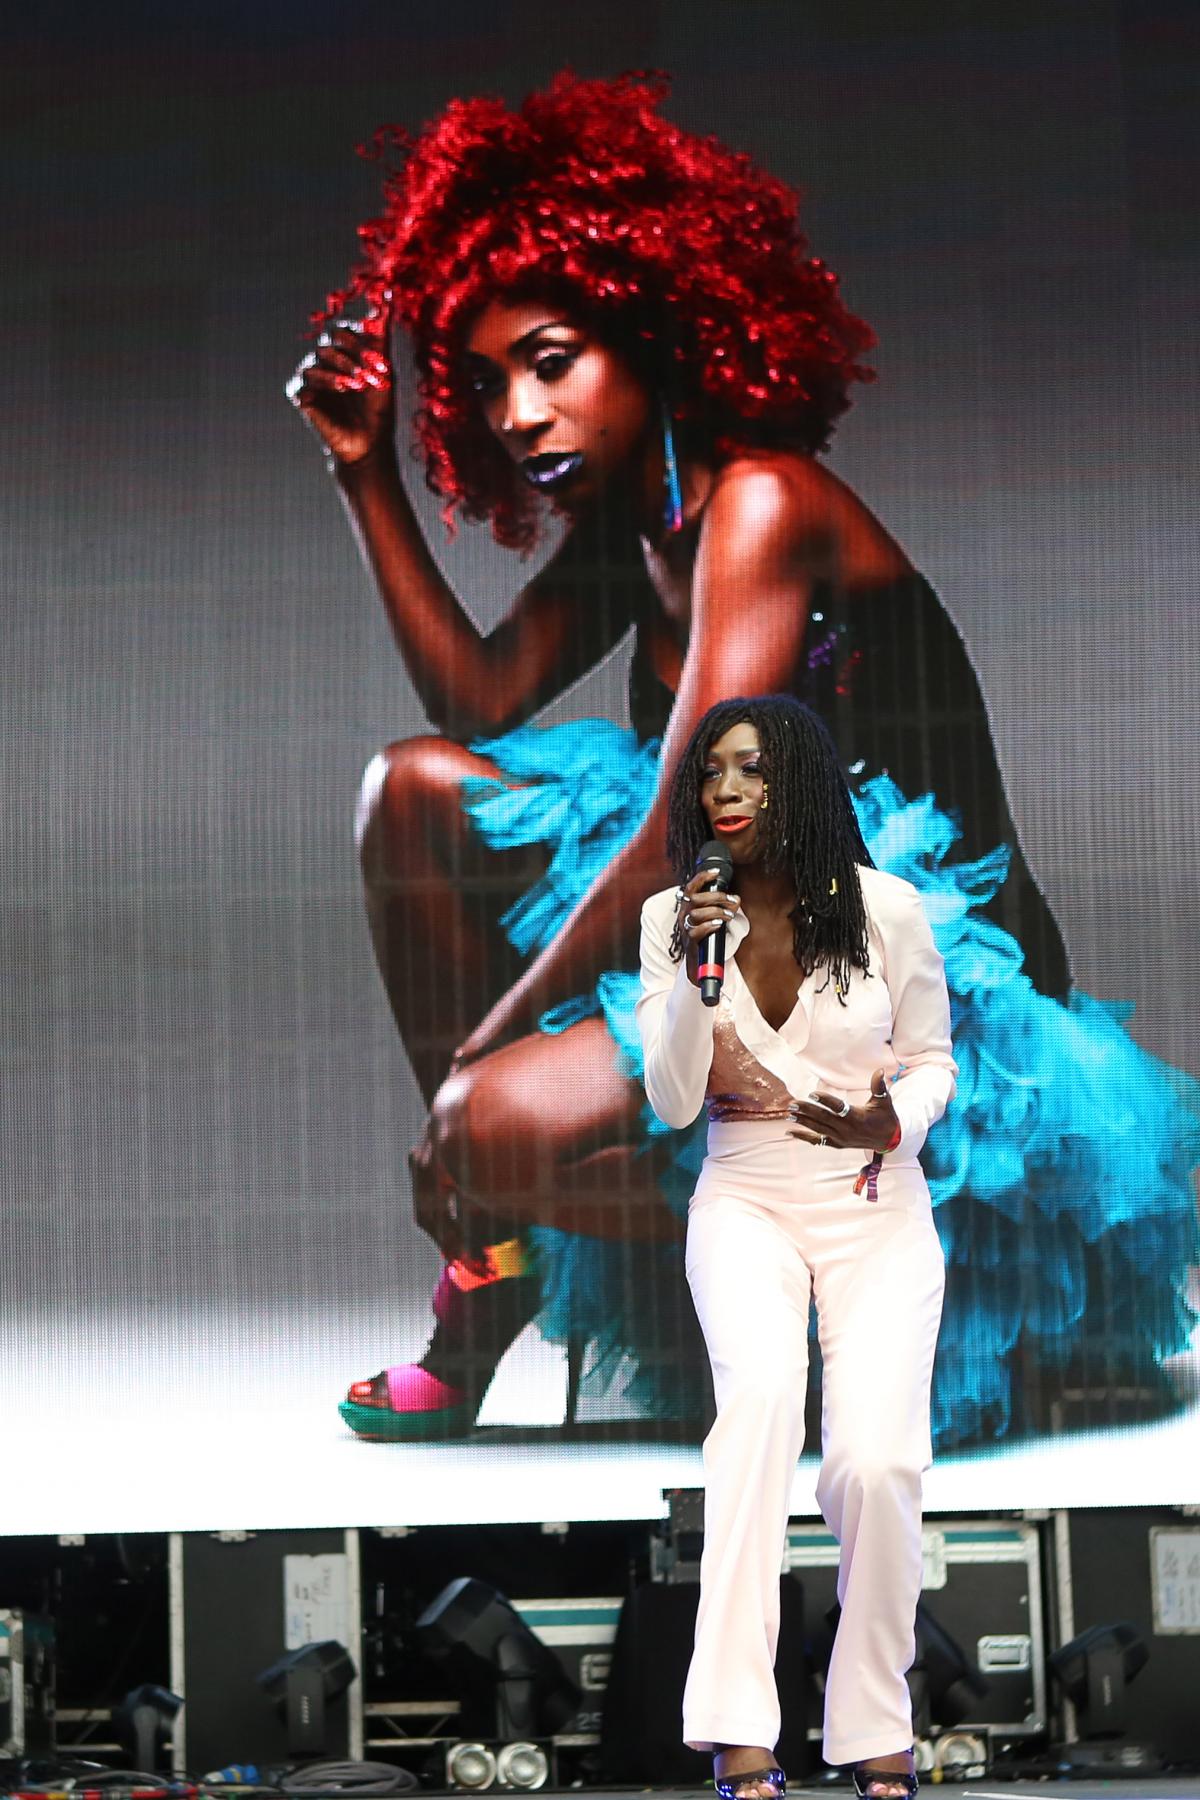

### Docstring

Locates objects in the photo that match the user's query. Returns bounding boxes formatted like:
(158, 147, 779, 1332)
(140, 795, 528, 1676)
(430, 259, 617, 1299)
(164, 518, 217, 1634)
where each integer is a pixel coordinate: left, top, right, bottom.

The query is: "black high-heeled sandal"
(852, 1764, 918, 1798)
(713, 1765, 786, 1800)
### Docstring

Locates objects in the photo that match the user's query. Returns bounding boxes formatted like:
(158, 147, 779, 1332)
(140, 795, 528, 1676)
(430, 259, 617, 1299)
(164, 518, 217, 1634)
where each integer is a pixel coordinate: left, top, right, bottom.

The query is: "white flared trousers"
(681, 1124, 945, 1768)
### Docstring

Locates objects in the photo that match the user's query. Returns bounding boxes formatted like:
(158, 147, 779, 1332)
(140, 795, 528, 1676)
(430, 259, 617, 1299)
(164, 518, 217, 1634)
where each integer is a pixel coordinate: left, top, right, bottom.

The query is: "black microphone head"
(695, 839, 734, 890)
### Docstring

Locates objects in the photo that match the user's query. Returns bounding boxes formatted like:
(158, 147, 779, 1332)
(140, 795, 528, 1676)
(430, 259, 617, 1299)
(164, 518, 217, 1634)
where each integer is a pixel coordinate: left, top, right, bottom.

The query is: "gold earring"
(760, 782, 769, 812)
(829, 877, 838, 895)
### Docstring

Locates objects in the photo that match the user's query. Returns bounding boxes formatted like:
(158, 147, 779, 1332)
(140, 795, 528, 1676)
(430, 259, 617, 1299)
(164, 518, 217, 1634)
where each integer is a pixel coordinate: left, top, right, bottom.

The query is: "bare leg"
(345, 1021, 684, 1427)
(427, 1018, 685, 1243)
(356, 734, 548, 1105)
(347, 735, 556, 1434)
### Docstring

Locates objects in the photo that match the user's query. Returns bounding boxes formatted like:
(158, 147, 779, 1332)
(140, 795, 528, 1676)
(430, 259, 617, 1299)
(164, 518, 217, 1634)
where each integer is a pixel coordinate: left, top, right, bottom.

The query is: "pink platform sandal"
(339, 1239, 540, 1440)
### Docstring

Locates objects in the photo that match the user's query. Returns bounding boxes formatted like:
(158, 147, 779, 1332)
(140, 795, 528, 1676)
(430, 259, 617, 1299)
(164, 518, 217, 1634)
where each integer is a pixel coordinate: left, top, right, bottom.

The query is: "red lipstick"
(714, 816, 753, 834)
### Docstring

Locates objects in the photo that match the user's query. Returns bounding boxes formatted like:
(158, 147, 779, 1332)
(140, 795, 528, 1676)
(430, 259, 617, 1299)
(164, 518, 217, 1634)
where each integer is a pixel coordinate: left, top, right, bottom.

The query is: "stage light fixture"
(445, 1741, 498, 1790)
(911, 1739, 935, 1775)
(113, 1683, 183, 1773)
(909, 1601, 989, 1733)
(933, 1730, 987, 1777)
(495, 1741, 549, 1790)
(256, 1639, 356, 1757)
(417, 1578, 579, 1739)
(1049, 1621, 1160, 1771)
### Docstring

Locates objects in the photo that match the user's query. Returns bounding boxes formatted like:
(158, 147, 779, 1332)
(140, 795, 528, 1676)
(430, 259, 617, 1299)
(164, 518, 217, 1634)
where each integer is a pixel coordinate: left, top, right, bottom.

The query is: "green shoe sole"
(338, 1397, 475, 1441)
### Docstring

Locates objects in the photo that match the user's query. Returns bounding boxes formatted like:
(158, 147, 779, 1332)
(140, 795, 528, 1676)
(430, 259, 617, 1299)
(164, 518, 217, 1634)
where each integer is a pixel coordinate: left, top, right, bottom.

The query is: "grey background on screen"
(3, 0, 1197, 1345)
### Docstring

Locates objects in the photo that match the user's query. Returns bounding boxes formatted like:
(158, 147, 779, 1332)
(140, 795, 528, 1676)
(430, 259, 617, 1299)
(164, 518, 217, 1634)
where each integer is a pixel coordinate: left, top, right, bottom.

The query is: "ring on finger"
(834, 1097, 851, 1117)
(817, 1134, 827, 1147)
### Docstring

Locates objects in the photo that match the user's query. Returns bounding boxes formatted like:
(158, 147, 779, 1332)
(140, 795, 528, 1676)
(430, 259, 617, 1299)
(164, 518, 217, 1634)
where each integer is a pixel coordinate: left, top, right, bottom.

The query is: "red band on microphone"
(697, 960, 725, 981)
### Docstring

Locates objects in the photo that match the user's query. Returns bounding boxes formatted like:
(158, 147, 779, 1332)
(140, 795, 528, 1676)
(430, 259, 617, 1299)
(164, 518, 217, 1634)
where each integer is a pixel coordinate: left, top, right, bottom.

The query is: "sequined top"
(705, 1010, 797, 1122)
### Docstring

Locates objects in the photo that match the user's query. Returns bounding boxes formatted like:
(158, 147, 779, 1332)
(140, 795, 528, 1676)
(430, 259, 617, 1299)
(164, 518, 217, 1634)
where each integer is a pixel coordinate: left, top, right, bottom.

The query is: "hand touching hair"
(318, 70, 874, 548)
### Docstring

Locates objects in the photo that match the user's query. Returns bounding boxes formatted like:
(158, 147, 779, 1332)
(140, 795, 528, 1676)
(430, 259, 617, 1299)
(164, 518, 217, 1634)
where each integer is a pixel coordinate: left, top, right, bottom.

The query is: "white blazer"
(635, 865, 957, 1163)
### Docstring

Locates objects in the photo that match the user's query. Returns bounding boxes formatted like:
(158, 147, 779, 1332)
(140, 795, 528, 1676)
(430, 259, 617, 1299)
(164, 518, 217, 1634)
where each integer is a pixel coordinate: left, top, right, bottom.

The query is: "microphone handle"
(698, 919, 727, 1008)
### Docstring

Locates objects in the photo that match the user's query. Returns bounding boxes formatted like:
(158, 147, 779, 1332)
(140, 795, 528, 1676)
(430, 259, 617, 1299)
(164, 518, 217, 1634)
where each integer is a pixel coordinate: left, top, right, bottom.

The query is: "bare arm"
(288, 321, 614, 737)
(455, 460, 829, 1061)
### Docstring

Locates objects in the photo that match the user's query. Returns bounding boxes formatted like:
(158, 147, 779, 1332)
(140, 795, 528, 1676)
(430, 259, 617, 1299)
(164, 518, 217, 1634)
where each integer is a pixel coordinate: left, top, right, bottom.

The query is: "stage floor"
(527, 1785, 1197, 1799)
(796, 1786, 1195, 1799)
(5, 1787, 1199, 1800)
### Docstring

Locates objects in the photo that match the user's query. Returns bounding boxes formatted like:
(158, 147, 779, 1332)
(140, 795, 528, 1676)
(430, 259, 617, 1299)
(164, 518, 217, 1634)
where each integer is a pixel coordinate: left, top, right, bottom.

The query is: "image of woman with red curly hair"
(287, 72, 1199, 1470)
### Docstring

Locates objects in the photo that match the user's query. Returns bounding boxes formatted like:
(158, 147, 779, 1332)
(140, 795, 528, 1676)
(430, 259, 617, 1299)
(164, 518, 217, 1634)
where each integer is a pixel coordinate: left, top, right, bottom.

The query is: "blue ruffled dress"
(461, 578, 1200, 1449)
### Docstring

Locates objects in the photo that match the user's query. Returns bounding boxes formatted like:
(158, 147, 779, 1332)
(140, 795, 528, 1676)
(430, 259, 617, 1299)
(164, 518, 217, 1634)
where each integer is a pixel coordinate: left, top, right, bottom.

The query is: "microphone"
(694, 839, 734, 1007)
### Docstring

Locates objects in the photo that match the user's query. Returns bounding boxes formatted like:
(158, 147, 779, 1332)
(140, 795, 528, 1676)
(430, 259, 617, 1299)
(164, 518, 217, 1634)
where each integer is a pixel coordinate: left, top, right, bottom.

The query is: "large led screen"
(4, 0, 1199, 1533)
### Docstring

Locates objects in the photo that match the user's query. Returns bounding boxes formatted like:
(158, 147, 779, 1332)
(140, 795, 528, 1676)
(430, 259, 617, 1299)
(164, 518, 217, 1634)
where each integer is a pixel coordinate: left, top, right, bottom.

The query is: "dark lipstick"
(520, 452, 584, 491)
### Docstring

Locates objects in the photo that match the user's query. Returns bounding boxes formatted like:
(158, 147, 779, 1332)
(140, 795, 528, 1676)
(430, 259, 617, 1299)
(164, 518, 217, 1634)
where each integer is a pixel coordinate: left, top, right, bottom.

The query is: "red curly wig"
(320, 70, 875, 550)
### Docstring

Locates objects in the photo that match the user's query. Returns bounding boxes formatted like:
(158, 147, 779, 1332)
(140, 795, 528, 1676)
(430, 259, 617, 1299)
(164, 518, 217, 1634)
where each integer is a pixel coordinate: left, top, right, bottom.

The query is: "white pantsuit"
(636, 868, 956, 1768)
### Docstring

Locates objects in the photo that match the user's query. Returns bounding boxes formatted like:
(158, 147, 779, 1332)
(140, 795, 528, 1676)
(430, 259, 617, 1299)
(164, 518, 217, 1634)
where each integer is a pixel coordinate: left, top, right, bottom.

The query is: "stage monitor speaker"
(599, 1576, 810, 1782)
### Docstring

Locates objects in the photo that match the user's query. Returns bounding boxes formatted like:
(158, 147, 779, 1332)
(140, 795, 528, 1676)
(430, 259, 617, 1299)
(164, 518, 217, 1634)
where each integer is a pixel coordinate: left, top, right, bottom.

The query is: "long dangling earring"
(760, 781, 769, 811)
(661, 400, 684, 534)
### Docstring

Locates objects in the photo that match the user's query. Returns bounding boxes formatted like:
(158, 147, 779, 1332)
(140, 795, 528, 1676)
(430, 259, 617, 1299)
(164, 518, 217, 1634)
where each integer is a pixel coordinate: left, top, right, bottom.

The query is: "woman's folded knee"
(430, 1058, 550, 1203)
(356, 734, 466, 852)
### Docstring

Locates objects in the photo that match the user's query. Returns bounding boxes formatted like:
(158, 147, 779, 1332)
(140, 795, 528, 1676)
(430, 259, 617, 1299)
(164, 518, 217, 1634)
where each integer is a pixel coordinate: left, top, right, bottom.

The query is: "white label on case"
(284, 1553, 350, 1651)
(921, 1530, 948, 1590)
(1150, 1527, 1200, 1633)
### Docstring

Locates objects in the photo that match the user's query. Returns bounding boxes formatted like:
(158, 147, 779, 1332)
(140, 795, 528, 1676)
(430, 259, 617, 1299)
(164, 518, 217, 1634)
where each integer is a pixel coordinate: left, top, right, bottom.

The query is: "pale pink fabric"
(635, 870, 953, 1767)
(680, 1126, 944, 1764)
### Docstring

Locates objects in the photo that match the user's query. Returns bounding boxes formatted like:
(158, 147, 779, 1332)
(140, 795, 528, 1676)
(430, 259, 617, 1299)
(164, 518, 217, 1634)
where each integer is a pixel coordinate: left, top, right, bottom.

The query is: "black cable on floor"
(277, 1763, 417, 1795)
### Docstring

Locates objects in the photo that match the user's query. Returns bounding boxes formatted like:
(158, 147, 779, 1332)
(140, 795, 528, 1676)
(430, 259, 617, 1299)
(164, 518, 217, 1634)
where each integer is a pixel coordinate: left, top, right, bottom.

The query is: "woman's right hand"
(676, 870, 741, 987)
(285, 317, 395, 471)
(409, 1110, 498, 1264)
(409, 1113, 465, 1260)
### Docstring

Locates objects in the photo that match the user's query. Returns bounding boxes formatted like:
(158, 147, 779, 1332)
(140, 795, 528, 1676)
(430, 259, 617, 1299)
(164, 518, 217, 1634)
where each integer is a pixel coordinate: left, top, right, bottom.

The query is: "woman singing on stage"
(288, 73, 1198, 1471)
(640, 692, 953, 1797)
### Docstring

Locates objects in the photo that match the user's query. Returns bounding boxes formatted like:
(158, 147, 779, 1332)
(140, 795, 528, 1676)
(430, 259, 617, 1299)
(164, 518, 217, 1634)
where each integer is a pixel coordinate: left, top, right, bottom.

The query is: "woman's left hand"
(787, 1067, 899, 1152)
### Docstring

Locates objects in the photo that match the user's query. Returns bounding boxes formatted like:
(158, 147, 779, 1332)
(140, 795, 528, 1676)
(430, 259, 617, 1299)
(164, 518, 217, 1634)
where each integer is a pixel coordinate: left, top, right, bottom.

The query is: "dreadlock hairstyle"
(665, 695, 875, 1000)
(317, 69, 875, 550)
